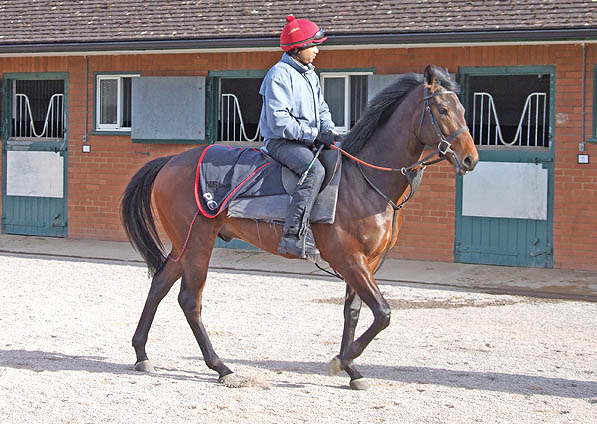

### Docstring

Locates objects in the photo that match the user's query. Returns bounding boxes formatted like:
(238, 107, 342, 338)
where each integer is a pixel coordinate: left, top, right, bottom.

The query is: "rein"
(330, 143, 444, 174)
(318, 87, 469, 278)
(329, 87, 469, 175)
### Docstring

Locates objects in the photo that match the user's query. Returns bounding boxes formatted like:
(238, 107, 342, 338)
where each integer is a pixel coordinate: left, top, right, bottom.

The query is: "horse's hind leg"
(339, 284, 370, 390)
(177, 237, 246, 386)
(178, 273, 235, 383)
(132, 257, 182, 372)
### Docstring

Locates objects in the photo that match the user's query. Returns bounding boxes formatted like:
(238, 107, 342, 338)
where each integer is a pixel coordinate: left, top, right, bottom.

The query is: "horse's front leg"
(339, 284, 370, 390)
(132, 257, 182, 372)
(329, 257, 391, 382)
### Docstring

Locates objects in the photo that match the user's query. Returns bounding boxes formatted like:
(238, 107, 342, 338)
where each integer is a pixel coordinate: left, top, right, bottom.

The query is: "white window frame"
(320, 71, 373, 134)
(95, 74, 139, 131)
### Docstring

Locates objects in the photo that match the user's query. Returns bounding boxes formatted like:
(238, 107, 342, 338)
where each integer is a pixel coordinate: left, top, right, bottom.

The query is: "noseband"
(417, 87, 469, 164)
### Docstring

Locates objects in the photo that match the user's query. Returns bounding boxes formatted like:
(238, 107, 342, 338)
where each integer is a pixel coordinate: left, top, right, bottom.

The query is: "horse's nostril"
(463, 154, 475, 170)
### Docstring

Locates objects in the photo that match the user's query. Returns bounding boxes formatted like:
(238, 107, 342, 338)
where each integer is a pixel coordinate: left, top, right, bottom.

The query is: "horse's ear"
(424, 64, 436, 88)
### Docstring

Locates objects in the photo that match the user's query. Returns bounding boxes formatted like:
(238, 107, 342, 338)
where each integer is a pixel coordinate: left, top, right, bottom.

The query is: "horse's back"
(164, 145, 208, 169)
(153, 146, 208, 212)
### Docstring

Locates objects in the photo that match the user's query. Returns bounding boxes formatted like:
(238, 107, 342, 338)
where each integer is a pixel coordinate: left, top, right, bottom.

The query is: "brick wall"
(0, 44, 595, 269)
(551, 45, 597, 270)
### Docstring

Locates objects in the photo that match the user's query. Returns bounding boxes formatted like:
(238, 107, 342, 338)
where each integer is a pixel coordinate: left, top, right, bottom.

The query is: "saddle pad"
(227, 163, 341, 224)
(195, 143, 341, 224)
(196, 145, 282, 218)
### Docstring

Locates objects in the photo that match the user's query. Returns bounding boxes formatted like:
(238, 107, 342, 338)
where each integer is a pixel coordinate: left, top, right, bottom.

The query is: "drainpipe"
(83, 55, 89, 143)
(579, 43, 586, 152)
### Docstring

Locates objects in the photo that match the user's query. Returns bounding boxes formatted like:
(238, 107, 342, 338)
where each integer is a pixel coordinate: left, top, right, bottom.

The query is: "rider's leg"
(264, 139, 324, 260)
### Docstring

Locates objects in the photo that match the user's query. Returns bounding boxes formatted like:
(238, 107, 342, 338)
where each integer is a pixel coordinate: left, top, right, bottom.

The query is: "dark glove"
(314, 131, 338, 150)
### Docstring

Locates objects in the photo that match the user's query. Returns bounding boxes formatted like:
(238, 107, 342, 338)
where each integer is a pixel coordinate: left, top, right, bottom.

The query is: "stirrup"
(278, 231, 320, 262)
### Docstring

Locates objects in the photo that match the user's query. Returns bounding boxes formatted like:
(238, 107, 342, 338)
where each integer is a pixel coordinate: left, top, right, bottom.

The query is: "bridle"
(416, 86, 469, 172)
(320, 85, 471, 278)
(333, 86, 470, 176)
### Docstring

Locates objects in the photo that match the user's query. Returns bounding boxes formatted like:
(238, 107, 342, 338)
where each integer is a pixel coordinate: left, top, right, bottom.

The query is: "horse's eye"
(439, 107, 449, 115)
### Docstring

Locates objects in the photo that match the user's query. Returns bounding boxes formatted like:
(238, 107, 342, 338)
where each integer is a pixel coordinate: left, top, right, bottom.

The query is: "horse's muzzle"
(450, 151, 478, 175)
(461, 153, 478, 172)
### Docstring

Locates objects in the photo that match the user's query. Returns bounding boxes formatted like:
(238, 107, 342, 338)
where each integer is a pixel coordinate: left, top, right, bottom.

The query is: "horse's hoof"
(349, 378, 370, 390)
(328, 356, 342, 376)
(218, 373, 251, 388)
(134, 360, 155, 373)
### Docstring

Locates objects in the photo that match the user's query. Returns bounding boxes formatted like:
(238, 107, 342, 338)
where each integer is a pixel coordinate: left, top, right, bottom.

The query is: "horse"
(121, 64, 479, 390)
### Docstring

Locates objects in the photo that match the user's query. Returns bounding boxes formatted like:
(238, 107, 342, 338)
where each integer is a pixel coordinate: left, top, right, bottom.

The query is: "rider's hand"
(314, 130, 338, 150)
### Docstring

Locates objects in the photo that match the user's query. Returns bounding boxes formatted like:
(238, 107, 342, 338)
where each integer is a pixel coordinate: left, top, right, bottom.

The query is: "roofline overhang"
(0, 28, 596, 57)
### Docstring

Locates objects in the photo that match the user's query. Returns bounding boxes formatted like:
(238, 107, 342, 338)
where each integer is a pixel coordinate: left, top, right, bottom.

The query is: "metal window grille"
(12, 93, 64, 139)
(472, 92, 548, 148)
(220, 93, 262, 142)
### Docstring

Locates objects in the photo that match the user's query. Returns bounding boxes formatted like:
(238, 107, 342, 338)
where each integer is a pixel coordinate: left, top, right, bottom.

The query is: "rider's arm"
(261, 75, 318, 144)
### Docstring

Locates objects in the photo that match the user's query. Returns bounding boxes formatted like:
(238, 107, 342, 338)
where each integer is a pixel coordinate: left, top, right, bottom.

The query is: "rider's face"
(296, 46, 319, 65)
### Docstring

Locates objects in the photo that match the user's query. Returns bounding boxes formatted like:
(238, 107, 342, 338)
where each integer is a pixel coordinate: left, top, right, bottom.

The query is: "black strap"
(315, 261, 344, 280)
(358, 162, 424, 211)
(315, 164, 422, 280)
(358, 162, 401, 211)
(358, 162, 424, 275)
(372, 207, 400, 275)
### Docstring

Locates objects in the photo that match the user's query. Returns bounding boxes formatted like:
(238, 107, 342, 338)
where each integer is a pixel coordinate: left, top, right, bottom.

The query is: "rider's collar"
(282, 53, 314, 73)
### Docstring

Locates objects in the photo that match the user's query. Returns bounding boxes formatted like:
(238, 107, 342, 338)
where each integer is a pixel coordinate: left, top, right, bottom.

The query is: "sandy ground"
(1, 254, 596, 423)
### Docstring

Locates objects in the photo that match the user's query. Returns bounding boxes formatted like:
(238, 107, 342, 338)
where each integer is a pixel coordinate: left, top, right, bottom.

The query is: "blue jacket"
(259, 53, 335, 148)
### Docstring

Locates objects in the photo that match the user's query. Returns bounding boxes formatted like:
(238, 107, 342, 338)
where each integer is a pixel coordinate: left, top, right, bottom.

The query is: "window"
(218, 77, 263, 142)
(320, 72, 371, 133)
(464, 73, 551, 149)
(11, 79, 65, 139)
(206, 71, 267, 144)
(95, 74, 138, 131)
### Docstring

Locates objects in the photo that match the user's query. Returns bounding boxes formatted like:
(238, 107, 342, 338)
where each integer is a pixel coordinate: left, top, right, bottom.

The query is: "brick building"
(1, 1, 596, 270)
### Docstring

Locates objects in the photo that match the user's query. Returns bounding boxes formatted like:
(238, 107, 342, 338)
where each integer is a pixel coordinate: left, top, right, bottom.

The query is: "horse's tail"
(121, 156, 173, 277)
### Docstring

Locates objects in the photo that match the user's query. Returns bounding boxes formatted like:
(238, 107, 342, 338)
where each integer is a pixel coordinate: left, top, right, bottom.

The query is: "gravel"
(1, 254, 596, 423)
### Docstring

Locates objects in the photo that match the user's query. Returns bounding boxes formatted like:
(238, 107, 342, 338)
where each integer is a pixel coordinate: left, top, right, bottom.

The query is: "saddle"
(195, 144, 342, 224)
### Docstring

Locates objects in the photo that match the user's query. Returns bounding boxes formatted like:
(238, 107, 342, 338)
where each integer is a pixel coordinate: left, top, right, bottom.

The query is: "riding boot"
(278, 223, 320, 261)
(278, 164, 324, 261)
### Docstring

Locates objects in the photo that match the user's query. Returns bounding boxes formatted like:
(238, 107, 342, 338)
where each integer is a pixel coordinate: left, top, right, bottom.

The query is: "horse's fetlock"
(349, 309, 360, 321)
(132, 333, 145, 349)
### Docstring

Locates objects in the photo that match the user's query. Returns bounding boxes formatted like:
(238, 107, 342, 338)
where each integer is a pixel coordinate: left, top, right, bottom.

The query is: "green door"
(1, 73, 68, 237)
(455, 67, 554, 268)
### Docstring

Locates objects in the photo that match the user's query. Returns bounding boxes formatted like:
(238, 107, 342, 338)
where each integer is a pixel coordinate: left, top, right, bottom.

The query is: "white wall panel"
(6, 151, 64, 198)
(462, 161, 548, 220)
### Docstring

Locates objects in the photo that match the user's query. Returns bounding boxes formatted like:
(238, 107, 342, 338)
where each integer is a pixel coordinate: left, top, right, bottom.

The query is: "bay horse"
(121, 64, 478, 390)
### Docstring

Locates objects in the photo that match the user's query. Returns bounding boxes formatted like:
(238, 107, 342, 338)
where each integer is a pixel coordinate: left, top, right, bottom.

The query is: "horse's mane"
(341, 67, 459, 155)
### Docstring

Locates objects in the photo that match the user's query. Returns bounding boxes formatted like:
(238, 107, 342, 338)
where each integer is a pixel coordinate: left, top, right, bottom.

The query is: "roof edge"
(0, 28, 596, 55)
(330, 28, 597, 45)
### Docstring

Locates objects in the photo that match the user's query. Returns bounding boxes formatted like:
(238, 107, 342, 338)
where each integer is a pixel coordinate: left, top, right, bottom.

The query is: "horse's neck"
(353, 101, 425, 204)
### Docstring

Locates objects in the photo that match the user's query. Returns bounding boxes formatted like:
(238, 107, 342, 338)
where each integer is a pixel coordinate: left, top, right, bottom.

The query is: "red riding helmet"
(280, 15, 327, 52)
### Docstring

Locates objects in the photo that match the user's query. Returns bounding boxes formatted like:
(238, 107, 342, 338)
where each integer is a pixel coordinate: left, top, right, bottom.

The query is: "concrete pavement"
(0, 233, 595, 301)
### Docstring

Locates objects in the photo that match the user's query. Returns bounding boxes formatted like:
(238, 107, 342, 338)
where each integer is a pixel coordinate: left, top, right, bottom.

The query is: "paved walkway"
(0, 233, 595, 301)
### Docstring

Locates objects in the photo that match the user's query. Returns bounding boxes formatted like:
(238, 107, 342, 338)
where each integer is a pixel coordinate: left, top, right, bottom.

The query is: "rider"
(259, 15, 339, 261)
